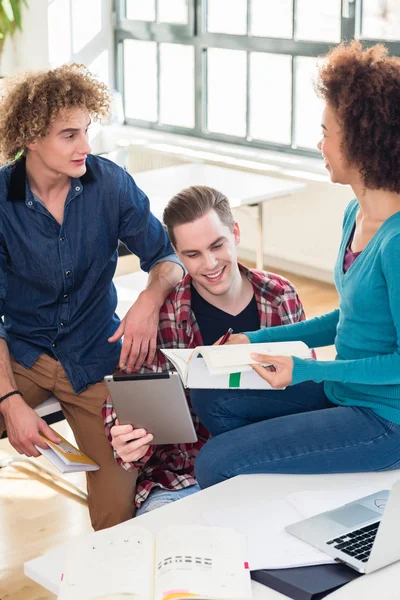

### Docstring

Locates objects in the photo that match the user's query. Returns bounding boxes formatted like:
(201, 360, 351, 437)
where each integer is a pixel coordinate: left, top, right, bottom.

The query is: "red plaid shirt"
(102, 263, 306, 507)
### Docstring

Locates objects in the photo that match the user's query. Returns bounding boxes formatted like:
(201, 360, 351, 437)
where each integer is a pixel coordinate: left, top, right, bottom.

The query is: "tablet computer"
(104, 371, 197, 445)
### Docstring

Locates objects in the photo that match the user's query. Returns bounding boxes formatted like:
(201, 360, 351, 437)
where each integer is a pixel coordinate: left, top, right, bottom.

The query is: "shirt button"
(52, 343, 57, 348)
(65, 270, 71, 277)
(60, 322, 65, 327)
(28, 201, 33, 206)
(60, 237, 65, 242)
(75, 186, 80, 191)
(63, 293, 68, 299)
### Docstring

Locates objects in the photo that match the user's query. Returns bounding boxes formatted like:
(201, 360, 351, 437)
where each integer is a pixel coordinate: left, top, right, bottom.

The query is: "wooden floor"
(0, 257, 339, 600)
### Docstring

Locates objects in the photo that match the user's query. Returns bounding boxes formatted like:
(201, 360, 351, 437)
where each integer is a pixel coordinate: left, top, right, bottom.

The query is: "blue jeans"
(190, 382, 400, 489)
(136, 484, 201, 516)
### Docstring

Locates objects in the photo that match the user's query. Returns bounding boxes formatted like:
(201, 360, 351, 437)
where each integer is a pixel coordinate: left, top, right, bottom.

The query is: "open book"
(58, 523, 252, 600)
(35, 427, 99, 473)
(161, 341, 312, 389)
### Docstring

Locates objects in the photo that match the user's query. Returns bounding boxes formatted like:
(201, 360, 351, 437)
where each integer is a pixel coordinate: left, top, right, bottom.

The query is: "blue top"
(0, 155, 180, 393)
(245, 199, 400, 424)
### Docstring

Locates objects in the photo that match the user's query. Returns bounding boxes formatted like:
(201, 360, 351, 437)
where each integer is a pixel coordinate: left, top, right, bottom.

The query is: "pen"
(219, 327, 233, 345)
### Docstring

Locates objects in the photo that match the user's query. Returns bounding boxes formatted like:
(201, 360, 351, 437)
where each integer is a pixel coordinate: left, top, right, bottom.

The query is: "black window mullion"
(156, 42, 161, 125)
(290, 55, 296, 149)
(292, 0, 297, 39)
(245, 0, 251, 139)
(194, 45, 205, 136)
(194, 0, 205, 135)
(291, 0, 296, 149)
(246, 51, 251, 140)
(341, 0, 356, 40)
(199, 33, 332, 56)
(355, 0, 363, 37)
(115, 40, 125, 112)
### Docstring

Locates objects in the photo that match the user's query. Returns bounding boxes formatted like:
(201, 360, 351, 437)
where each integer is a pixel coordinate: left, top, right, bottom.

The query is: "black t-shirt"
(190, 284, 260, 346)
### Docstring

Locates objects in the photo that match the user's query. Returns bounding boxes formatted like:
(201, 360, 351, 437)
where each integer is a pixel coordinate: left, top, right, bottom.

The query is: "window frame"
(115, 0, 400, 158)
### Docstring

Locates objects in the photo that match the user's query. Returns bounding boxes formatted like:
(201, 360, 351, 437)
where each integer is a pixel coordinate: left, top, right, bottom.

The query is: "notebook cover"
(251, 563, 362, 600)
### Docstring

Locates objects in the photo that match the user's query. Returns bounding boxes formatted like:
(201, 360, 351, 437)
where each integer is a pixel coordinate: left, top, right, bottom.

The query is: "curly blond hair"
(315, 40, 400, 192)
(0, 63, 111, 164)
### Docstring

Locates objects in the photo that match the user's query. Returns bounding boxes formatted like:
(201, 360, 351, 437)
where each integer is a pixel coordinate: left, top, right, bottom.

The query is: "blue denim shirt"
(0, 155, 180, 393)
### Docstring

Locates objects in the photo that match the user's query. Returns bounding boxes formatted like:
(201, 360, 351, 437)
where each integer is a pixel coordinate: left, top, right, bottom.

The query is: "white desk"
(133, 163, 304, 270)
(24, 470, 400, 599)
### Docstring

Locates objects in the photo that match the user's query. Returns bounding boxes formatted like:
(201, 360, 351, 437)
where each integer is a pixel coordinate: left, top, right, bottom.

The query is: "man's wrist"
(0, 389, 23, 404)
(140, 287, 163, 309)
(0, 392, 24, 415)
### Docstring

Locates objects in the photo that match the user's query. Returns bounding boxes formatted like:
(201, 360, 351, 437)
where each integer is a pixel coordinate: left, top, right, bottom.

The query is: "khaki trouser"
(0, 354, 138, 531)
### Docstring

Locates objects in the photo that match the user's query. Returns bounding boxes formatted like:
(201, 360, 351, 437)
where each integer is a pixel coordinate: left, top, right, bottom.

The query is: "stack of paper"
(203, 487, 378, 571)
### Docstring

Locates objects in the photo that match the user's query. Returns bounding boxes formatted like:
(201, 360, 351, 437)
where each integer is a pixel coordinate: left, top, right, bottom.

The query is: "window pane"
(250, 53, 292, 145)
(207, 48, 247, 137)
(160, 44, 194, 128)
(250, 0, 293, 39)
(207, 0, 247, 35)
(48, 0, 71, 66)
(124, 40, 158, 122)
(126, 0, 155, 21)
(294, 57, 324, 149)
(88, 50, 110, 87)
(158, 0, 188, 24)
(361, 0, 400, 40)
(296, 0, 341, 42)
(72, 0, 102, 54)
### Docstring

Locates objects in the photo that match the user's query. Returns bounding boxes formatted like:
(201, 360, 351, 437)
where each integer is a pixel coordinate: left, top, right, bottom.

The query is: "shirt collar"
(7, 156, 95, 202)
(173, 262, 270, 326)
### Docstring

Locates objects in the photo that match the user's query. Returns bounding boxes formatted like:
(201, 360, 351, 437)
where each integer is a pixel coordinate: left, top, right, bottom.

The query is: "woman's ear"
(26, 140, 37, 152)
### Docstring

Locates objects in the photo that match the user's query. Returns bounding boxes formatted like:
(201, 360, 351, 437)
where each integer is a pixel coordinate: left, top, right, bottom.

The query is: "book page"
(58, 523, 155, 600)
(40, 428, 98, 466)
(198, 341, 311, 375)
(154, 526, 251, 600)
(203, 501, 332, 570)
(34, 445, 98, 473)
(160, 349, 193, 383)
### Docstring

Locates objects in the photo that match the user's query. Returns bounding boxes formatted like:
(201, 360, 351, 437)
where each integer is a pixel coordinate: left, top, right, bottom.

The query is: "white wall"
(0, 0, 113, 83)
(235, 176, 353, 282)
(101, 125, 354, 283)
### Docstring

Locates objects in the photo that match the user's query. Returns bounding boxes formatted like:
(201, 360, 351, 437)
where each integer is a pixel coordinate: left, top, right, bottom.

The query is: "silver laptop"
(286, 480, 400, 574)
(104, 371, 197, 445)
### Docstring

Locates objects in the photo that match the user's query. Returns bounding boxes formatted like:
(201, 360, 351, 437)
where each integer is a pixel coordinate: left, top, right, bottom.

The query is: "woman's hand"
(250, 353, 294, 389)
(213, 333, 250, 345)
(110, 420, 154, 463)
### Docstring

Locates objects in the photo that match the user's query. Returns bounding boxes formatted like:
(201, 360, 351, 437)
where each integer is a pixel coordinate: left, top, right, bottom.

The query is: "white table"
(133, 163, 304, 270)
(24, 470, 400, 599)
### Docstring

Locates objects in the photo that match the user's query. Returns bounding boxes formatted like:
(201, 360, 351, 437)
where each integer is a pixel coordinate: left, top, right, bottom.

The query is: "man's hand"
(213, 333, 250, 345)
(1, 395, 62, 457)
(250, 353, 294, 389)
(111, 420, 154, 463)
(108, 289, 160, 371)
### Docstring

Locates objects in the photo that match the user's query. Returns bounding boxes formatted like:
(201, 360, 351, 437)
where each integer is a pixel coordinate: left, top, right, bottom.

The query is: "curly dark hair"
(0, 63, 111, 164)
(315, 40, 400, 192)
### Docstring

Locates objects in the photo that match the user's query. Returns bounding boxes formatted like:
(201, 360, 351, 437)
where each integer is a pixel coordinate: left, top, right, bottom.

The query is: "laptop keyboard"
(326, 521, 380, 562)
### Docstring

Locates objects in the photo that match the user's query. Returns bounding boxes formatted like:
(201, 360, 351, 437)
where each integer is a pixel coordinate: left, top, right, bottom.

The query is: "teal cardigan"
(246, 199, 400, 424)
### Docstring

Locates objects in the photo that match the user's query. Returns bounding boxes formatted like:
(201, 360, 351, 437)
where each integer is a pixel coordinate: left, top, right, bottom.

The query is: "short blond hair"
(0, 63, 111, 164)
(163, 185, 234, 247)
